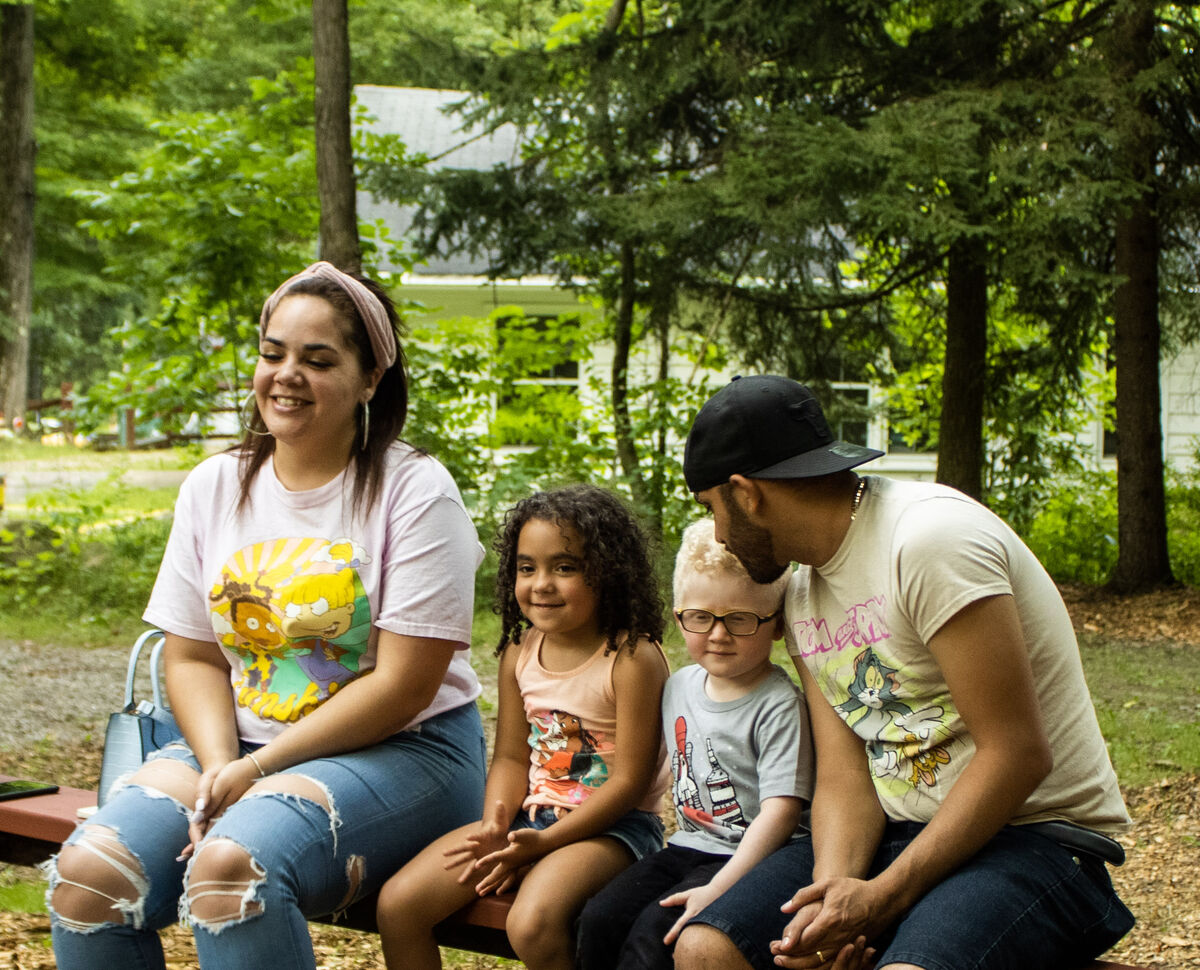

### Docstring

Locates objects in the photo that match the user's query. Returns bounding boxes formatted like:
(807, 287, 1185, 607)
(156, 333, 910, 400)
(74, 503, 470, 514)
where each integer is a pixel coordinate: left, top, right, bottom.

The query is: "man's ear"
(727, 474, 766, 516)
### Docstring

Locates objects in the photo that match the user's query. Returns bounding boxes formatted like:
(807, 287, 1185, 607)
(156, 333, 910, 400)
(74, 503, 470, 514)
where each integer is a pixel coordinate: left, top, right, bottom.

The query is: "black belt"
(1023, 819, 1125, 866)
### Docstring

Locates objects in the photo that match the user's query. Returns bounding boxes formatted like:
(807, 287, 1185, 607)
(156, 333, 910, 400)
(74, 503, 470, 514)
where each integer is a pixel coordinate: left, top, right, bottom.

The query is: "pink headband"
(259, 261, 397, 370)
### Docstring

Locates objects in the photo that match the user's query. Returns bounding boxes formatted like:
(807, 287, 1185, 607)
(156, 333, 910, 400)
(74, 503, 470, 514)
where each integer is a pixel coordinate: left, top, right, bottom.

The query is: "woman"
(48, 262, 487, 969)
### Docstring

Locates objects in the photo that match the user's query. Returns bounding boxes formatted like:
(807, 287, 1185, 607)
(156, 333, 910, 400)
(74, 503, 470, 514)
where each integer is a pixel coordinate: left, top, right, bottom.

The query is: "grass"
(0, 871, 46, 914)
(1079, 634, 1200, 788)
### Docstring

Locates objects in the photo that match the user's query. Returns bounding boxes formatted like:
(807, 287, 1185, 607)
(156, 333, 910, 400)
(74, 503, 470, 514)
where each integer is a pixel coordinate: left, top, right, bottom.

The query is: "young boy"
(575, 518, 814, 970)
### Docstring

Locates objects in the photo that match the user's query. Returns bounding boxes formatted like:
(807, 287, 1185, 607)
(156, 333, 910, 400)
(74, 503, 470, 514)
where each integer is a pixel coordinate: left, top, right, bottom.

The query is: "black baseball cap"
(683, 375, 883, 492)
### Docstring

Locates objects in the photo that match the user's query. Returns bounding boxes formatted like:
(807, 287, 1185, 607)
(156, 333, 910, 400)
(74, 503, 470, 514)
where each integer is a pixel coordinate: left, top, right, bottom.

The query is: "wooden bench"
(0, 775, 1147, 968)
(0, 775, 515, 957)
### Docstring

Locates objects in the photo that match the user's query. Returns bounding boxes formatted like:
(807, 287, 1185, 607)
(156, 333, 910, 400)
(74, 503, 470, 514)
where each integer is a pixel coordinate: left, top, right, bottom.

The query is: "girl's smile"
(514, 517, 601, 647)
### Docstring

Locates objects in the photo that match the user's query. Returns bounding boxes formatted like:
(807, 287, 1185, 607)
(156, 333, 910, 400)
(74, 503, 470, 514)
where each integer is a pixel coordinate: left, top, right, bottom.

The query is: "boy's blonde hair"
(672, 518, 790, 608)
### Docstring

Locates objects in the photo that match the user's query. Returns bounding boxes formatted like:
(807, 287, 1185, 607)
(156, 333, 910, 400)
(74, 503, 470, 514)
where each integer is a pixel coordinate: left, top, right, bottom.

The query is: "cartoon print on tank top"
(528, 709, 610, 814)
(207, 537, 373, 724)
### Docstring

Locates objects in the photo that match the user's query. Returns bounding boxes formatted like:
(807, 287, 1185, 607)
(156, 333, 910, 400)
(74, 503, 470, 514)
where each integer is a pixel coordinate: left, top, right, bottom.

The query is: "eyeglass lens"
(678, 610, 764, 635)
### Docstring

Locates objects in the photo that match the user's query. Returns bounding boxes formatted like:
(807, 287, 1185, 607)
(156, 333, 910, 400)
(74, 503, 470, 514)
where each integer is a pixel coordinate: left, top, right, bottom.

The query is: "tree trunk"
(612, 241, 651, 509)
(0, 2, 35, 434)
(1107, 0, 1172, 590)
(1111, 203, 1172, 590)
(936, 236, 988, 500)
(1108, 0, 1172, 591)
(312, 0, 360, 273)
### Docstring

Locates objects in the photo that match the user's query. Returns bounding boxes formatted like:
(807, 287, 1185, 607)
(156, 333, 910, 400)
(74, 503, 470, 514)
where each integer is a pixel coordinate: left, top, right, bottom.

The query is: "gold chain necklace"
(850, 476, 868, 521)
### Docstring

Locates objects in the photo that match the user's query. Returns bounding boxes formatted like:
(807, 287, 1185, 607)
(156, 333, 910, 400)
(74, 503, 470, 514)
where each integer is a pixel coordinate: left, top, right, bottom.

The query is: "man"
(673, 375, 1133, 970)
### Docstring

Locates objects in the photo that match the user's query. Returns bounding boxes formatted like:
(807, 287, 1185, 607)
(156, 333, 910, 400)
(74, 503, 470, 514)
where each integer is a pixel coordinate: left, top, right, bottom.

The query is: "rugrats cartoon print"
(836, 646, 953, 791)
(208, 537, 373, 724)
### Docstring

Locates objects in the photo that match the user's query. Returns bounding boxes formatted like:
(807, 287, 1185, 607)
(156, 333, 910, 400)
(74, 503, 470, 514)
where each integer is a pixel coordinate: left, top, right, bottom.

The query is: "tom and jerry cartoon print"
(790, 594, 963, 818)
(208, 536, 374, 727)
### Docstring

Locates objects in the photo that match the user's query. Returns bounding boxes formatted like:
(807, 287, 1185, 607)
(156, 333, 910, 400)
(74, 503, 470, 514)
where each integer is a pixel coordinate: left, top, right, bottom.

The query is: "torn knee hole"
(247, 772, 331, 810)
(50, 826, 148, 928)
(186, 838, 266, 927)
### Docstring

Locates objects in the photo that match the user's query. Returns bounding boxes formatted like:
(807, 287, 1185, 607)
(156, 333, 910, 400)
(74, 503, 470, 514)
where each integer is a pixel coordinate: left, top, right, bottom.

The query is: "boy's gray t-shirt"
(664, 663, 814, 856)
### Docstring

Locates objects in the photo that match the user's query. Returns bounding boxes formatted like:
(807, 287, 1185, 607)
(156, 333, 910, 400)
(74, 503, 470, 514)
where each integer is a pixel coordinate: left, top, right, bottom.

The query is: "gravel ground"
(0, 639, 139, 755)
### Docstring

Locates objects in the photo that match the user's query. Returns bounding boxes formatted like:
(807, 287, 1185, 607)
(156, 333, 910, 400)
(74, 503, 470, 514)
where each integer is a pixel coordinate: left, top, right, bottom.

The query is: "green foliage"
(1023, 468, 1118, 585)
(73, 63, 321, 436)
(30, 0, 193, 398)
(405, 307, 711, 550)
(1165, 464, 1200, 587)
(0, 475, 171, 639)
(1022, 460, 1200, 588)
(0, 875, 46, 915)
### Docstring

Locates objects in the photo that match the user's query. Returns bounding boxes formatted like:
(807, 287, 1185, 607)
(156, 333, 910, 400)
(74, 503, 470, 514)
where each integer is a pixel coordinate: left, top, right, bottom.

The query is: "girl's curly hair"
(493, 484, 665, 655)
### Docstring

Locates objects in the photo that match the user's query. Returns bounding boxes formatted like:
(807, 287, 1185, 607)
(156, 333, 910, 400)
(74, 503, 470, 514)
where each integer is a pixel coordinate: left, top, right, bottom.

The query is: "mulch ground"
(2, 584, 1198, 968)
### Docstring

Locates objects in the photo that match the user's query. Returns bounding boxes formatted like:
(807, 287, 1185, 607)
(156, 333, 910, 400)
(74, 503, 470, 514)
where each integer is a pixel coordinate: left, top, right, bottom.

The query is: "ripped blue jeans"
(47, 702, 486, 970)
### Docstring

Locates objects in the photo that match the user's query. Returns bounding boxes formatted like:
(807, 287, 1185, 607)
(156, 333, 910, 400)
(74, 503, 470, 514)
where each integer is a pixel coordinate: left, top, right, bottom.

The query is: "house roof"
(354, 85, 522, 276)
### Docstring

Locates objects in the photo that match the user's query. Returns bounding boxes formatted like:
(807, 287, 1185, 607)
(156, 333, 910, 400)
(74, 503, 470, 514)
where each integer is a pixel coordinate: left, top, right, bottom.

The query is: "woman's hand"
(443, 800, 512, 883)
(183, 757, 261, 858)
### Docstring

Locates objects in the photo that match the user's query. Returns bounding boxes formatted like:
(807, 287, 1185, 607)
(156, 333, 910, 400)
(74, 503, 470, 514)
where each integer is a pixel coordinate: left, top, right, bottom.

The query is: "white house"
(354, 85, 1200, 479)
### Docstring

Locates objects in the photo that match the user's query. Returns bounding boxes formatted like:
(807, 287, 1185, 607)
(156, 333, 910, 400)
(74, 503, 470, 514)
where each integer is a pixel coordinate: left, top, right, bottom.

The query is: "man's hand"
(769, 878, 886, 969)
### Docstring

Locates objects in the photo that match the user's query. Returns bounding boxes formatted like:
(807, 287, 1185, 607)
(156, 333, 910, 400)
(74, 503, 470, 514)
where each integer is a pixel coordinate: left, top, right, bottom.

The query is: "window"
(494, 314, 581, 447)
(828, 385, 870, 447)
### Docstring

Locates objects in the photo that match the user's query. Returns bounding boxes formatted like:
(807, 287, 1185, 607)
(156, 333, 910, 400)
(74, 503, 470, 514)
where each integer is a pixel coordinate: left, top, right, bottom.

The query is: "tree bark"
(0, 2, 35, 434)
(936, 235, 988, 500)
(1108, 0, 1172, 591)
(312, 0, 360, 273)
(612, 241, 651, 509)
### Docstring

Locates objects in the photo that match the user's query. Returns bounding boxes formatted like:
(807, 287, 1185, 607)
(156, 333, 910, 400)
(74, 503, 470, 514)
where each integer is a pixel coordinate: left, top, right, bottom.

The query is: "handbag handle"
(124, 628, 168, 712)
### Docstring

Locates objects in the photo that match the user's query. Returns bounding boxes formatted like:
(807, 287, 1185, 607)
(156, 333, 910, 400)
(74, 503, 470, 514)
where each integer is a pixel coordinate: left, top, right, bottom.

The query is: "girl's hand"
(183, 757, 259, 857)
(472, 827, 547, 895)
(444, 801, 511, 883)
(660, 882, 725, 945)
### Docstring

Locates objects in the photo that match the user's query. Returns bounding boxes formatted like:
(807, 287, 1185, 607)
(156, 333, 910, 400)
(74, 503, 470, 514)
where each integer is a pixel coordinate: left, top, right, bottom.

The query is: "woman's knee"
(49, 826, 151, 930)
(185, 837, 267, 929)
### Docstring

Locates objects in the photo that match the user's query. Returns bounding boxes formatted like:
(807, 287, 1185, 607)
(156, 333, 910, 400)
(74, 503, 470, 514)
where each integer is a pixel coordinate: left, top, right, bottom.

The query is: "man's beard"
(724, 497, 790, 584)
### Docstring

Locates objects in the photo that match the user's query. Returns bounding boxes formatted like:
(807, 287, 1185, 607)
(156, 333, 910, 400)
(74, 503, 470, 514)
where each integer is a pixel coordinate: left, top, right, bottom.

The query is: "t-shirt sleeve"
(752, 678, 814, 803)
(374, 492, 481, 645)
(142, 467, 218, 641)
(893, 496, 1015, 644)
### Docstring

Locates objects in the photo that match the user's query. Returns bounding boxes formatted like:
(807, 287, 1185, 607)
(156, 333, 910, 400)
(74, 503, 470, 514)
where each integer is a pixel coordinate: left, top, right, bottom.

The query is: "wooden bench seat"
(0, 775, 1145, 967)
(0, 775, 515, 957)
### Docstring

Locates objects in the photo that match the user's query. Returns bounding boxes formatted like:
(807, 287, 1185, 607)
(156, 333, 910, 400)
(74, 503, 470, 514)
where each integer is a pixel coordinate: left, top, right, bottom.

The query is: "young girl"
(377, 484, 670, 970)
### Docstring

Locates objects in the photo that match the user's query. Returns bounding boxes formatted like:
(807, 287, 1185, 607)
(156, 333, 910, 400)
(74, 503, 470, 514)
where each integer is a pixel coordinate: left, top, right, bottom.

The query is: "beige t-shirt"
(785, 476, 1129, 834)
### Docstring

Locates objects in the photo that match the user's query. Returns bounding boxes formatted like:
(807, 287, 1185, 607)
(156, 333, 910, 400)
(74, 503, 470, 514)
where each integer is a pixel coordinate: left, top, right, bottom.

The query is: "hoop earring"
(239, 392, 272, 437)
(359, 401, 370, 451)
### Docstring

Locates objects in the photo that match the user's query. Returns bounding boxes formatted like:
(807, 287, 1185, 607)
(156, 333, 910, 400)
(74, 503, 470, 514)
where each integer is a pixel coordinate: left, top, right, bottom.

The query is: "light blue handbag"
(97, 629, 182, 806)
